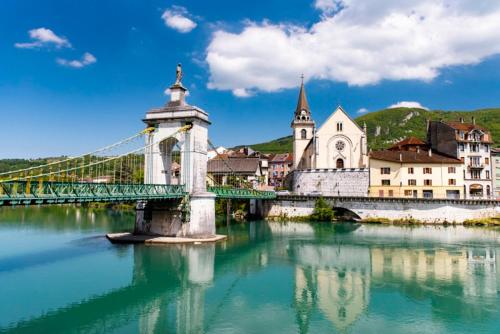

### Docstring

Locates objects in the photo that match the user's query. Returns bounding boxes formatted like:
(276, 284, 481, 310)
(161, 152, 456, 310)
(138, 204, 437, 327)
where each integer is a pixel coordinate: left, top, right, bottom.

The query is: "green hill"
(240, 108, 500, 153)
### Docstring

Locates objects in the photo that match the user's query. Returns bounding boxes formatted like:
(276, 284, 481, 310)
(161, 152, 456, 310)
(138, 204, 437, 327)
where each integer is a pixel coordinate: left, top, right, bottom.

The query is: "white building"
(289, 80, 369, 196)
(292, 81, 368, 170)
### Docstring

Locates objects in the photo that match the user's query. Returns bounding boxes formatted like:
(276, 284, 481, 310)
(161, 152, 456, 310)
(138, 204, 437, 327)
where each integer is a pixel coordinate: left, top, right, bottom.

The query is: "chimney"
(428, 148, 432, 157)
(460, 117, 464, 123)
(472, 116, 475, 125)
(399, 152, 403, 161)
(417, 146, 420, 154)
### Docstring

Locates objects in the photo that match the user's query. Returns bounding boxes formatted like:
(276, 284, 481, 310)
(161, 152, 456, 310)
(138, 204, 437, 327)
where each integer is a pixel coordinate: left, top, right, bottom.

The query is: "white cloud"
(57, 52, 96, 68)
(357, 107, 369, 114)
(232, 88, 253, 98)
(206, 0, 500, 96)
(314, 0, 342, 14)
(388, 101, 428, 110)
(15, 27, 71, 49)
(162, 6, 197, 33)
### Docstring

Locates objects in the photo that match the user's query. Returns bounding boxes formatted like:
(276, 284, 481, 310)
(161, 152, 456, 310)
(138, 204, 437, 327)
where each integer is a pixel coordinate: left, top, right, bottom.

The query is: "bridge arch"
(331, 206, 362, 221)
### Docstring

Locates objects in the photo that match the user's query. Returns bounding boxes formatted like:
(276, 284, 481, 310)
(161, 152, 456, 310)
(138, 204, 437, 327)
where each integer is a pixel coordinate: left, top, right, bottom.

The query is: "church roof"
(294, 81, 311, 116)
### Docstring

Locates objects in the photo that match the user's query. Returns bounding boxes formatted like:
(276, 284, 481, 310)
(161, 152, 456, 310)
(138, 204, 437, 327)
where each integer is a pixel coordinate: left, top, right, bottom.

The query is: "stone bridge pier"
(135, 67, 216, 238)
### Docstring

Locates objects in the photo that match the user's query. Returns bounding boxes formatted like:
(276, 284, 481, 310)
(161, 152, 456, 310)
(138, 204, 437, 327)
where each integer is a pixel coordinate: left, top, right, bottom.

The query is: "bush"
(310, 197, 335, 222)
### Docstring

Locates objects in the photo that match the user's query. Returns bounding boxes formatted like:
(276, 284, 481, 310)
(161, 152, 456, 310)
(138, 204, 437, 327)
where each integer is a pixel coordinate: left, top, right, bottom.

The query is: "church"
(288, 80, 369, 196)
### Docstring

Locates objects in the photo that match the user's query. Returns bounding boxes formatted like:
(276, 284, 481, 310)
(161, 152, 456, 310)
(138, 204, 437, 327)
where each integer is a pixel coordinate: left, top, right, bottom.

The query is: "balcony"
(468, 164, 484, 170)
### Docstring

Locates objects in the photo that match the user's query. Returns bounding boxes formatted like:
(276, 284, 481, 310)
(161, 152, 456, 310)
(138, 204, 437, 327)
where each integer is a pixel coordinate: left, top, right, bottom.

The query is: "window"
(471, 170, 481, 179)
(423, 168, 432, 174)
(448, 167, 456, 173)
(424, 179, 432, 186)
(485, 157, 489, 165)
(470, 156, 481, 167)
(388, 190, 394, 197)
(382, 179, 391, 186)
(459, 143, 465, 152)
(336, 158, 344, 169)
(379, 190, 384, 197)
(486, 171, 490, 179)
(381, 167, 391, 174)
(471, 144, 479, 152)
(408, 179, 417, 186)
(408, 167, 414, 174)
(300, 129, 307, 139)
(404, 190, 413, 196)
(487, 185, 491, 196)
(336, 122, 343, 131)
(448, 179, 456, 185)
(484, 144, 489, 152)
(423, 190, 434, 199)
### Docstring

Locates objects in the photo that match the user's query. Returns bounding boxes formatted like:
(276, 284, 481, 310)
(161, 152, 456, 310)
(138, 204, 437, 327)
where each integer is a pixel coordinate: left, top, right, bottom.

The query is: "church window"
(336, 158, 344, 169)
(335, 141, 345, 151)
(300, 129, 307, 139)
(336, 122, 343, 131)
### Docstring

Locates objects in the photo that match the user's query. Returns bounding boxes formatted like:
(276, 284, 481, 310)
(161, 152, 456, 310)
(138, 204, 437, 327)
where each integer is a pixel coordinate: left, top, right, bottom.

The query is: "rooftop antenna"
(300, 73, 304, 85)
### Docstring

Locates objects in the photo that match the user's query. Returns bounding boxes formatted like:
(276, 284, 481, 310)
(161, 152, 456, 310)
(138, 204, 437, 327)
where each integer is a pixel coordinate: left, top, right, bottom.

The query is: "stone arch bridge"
(258, 195, 500, 223)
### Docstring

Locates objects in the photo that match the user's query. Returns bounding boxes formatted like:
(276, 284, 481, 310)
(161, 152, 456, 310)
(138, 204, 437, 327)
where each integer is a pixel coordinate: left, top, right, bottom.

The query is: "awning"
(470, 184, 483, 190)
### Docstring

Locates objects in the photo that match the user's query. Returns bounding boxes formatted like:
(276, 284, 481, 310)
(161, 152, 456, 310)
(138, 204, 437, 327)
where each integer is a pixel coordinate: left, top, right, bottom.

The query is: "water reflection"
(1, 210, 500, 333)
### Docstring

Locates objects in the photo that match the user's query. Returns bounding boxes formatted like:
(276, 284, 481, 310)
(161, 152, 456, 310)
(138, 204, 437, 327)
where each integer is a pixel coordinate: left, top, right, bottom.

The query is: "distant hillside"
(238, 108, 500, 153)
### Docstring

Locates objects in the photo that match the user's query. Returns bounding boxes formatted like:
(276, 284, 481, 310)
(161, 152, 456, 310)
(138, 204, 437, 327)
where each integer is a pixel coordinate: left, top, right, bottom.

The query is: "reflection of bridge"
(0, 66, 274, 237)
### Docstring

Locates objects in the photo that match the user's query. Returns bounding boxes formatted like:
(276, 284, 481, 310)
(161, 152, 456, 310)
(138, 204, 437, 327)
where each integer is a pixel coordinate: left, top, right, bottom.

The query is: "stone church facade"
(289, 81, 369, 196)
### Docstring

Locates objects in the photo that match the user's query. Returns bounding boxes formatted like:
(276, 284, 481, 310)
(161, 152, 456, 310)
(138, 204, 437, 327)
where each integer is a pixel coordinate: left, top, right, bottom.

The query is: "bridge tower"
(136, 64, 216, 238)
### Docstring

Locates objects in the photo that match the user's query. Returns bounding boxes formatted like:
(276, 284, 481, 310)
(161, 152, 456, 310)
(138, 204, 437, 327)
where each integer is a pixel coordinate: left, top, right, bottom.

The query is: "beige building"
(369, 137, 464, 199)
(292, 81, 368, 170)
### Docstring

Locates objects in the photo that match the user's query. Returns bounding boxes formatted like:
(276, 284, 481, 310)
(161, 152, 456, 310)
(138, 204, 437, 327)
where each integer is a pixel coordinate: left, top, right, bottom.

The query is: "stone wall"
(291, 169, 369, 197)
(259, 196, 500, 223)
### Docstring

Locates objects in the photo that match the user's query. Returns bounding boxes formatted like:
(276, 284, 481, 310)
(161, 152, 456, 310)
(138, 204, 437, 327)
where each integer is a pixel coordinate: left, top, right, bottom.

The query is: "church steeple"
(291, 76, 315, 170)
(294, 75, 312, 121)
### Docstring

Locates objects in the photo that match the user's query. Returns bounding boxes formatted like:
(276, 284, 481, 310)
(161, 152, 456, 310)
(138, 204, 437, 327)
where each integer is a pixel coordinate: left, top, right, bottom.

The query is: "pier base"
(133, 193, 217, 239)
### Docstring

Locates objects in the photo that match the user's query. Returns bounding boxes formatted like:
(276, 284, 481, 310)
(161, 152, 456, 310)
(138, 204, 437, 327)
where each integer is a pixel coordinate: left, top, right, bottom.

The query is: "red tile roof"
(388, 137, 426, 151)
(370, 149, 462, 164)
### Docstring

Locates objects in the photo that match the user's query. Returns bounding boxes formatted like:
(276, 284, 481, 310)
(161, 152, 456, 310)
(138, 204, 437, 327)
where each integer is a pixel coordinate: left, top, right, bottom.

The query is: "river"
(1, 206, 500, 333)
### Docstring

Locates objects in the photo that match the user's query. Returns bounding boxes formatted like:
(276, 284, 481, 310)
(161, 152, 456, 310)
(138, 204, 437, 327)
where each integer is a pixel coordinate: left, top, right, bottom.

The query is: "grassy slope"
(241, 108, 500, 153)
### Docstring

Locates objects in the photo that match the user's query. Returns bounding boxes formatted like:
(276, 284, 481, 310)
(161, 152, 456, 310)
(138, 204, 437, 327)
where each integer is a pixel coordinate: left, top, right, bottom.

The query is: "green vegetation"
(310, 197, 335, 222)
(236, 108, 500, 153)
(463, 217, 500, 226)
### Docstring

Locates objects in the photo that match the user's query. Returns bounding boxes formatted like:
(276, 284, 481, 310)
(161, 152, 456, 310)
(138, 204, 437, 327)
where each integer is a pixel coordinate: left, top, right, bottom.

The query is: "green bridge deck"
(0, 182, 275, 206)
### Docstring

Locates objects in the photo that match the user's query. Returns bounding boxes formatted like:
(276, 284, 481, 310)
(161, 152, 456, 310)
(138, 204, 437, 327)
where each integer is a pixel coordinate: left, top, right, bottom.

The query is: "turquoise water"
(1, 207, 500, 333)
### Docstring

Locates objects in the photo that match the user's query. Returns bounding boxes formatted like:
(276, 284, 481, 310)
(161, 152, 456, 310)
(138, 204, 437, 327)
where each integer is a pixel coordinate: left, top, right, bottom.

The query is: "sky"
(1, 0, 500, 158)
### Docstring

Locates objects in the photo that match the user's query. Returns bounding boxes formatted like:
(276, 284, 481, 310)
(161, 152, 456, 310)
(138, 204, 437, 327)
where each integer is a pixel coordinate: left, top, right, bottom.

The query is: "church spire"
(295, 75, 311, 117)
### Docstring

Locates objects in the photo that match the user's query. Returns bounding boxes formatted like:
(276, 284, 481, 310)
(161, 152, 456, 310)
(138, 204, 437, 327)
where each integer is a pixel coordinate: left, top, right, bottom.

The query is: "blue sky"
(1, 0, 500, 158)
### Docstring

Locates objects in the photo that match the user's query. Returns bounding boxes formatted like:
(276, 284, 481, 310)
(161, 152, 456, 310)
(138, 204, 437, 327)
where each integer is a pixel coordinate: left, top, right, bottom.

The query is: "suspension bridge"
(0, 65, 275, 238)
(0, 127, 274, 207)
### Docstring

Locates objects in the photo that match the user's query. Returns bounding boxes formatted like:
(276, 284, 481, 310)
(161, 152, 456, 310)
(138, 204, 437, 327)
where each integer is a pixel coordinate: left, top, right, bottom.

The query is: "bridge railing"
(0, 181, 187, 206)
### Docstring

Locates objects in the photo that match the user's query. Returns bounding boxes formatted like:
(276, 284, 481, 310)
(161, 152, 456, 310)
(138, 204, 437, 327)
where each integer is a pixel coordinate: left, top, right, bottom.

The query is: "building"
(207, 156, 268, 188)
(369, 137, 464, 199)
(427, 118, 494, 199)
(292, 81, 368, 170)
(492, 148, 500, 199)
(207, 146, 226, 160)
(289, 80, 369, 196)
(268, 153, 293, 188)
